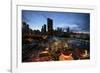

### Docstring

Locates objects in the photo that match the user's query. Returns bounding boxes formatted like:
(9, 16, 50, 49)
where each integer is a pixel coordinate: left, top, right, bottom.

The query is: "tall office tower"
(47, 18, 53, 36)
(41, 24, 46, 34)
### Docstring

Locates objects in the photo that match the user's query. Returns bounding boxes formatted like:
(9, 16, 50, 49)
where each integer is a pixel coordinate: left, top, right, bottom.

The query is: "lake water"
(48, 36, 90, 49)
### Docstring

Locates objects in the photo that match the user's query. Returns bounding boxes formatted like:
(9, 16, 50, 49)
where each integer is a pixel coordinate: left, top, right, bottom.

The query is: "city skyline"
(22, 10, 90, 33)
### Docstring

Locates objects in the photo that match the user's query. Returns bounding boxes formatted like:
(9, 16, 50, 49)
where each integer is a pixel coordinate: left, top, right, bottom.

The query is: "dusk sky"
(22, 10, 90, 33)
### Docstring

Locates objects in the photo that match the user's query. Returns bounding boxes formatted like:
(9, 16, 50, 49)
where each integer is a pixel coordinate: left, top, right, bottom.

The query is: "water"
(29, 36, 90, 51)
(48, 36, 90, 49)
(67, 39, 89, 49)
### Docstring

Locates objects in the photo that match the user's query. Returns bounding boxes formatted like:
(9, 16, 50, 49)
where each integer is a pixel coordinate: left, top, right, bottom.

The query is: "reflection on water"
(67, 39, 89, 49)
(48, 36, 89, 50)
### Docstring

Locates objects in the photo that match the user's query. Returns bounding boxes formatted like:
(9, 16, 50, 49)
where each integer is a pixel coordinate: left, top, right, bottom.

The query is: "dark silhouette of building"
(22, 22, 30, 35)
(47, 18, 53, 36)
(66, 27, 70, 33)
(41, 24, 46, 34)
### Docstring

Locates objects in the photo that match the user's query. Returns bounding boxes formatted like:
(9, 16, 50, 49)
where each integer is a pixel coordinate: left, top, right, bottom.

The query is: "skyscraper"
(41, 24, 46, 34)
(47, 18, 53, 36)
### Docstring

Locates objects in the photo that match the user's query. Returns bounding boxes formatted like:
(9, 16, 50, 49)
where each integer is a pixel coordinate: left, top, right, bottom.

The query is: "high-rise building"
(47, 18, 53, 35)
(41, 24, 46, 34)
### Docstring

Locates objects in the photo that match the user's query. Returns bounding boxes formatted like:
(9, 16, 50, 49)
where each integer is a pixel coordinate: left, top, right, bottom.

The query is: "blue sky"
(22, 10, 90, 32)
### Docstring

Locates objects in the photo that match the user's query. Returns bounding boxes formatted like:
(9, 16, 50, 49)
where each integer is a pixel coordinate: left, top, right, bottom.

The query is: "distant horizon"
(22, 10, 90, 33)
